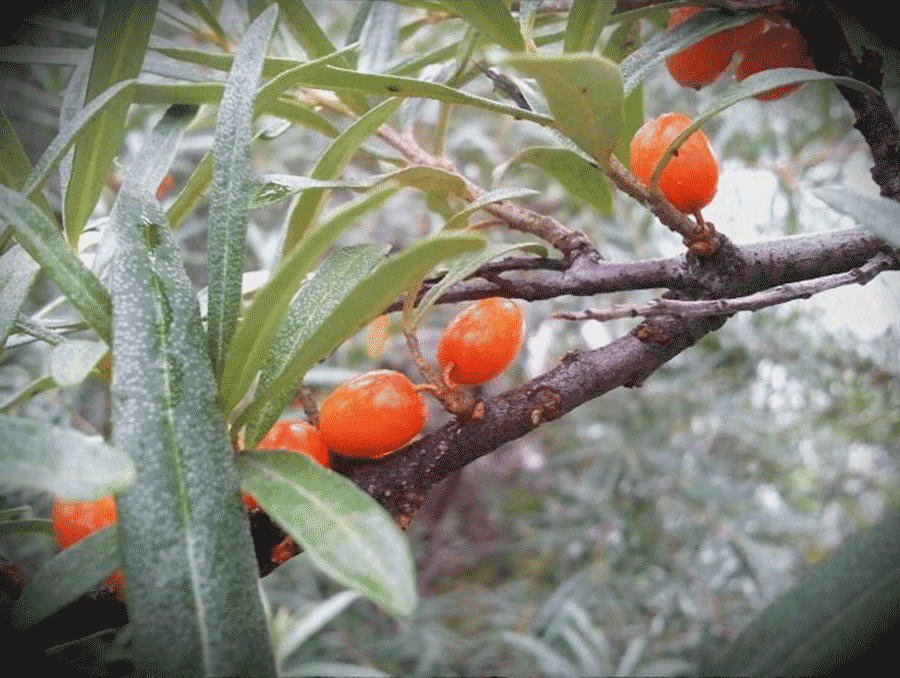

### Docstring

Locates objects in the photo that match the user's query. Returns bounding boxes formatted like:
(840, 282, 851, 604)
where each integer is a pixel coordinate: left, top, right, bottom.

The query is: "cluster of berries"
(628, 8, 815, 219)
(666, 6, 814, 101)
(52, 297, 524, 585)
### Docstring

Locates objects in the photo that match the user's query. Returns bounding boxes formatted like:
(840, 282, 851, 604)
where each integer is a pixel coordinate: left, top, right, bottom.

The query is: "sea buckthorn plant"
(0, 1, 897, 675)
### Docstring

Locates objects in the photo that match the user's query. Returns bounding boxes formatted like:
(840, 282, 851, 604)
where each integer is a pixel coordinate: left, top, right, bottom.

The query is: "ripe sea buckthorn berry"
(665, 7, 738, 90)
(242, 420, 329, 510)
(437, 297, 524, 386)
(52, 496, 125, 597)
(630, 112, 719, 215)
(729, 15, 768, 54)
(736, 25, 813, 100)
(318, 370, 427, 458)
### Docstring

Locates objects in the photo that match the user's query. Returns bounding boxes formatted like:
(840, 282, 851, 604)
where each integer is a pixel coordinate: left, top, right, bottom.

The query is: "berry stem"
(401, 294, 475, 417)
(605, 155, 721, 256)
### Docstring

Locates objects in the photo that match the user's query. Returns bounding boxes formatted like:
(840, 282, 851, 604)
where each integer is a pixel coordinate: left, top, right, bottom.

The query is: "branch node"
(529, 386, 563, 425)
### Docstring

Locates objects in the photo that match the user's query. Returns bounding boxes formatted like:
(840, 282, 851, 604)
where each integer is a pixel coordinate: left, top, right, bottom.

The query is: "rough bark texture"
(333, 1, 900, 528)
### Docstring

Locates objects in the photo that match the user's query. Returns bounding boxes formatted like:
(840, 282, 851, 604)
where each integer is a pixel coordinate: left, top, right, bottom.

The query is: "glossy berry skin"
(437, 297, 524, 386)
(318, 370, 427, 458)
(665, 8, 737, 90)
(52, 496, 125, 596)
(242, 420, 329, 510)
(630, 112, 718, 214)
(256, 420, 329, 466)
(736, 25, 813, 100)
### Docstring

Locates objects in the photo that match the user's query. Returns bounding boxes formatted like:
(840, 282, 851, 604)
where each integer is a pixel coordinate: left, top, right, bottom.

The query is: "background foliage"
(1, 1, 898, 675)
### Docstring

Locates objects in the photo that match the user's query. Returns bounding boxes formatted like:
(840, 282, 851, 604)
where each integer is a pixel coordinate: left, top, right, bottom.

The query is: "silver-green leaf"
(237, 450, 418, 617)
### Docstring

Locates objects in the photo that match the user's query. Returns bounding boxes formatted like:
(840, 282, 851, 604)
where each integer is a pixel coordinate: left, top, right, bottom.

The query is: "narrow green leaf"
(0, 518, 53, 538)
(346, 1, 373, 46)
(249, 166, 466, 210)
(358, 0, 400, 73)
(11, 526, 121, 630)
(237, 233, 485, 430)
(0, 376, 56, 414)
(441, 0, 525, 51)
(814, 186, 900, 246)
(134, 81, 225, 106)
(0, 246, 40, 360)
(249, 176, 367, 209)
(0, 185, 113, 346)
(110, 114, 275, 673)
(509, 146, 612, 214)
(10, 315, 66, 347)
(243, 245, 389, 448)
(167, 148, 213, 229)
(444, 187, 540, 229)
(0, 413, 135, 500)
(206, 4, 278, 379)
(375, 165, 467, 194)
(49, 339, 109, 387)
(564, 0, 614, 53)
(284, 97, 403, 254)
(21, 79, 137, 198)
(0, 107, 53, 216)
(275, 591, 362, 668)
(58, 56, 91, 222)
(275, 0, 368, 114)
(708, 508, 900, 675)
(275, 0, 341, 61)
(254, 42, 361, 113)
(218, 179, 400, 416)
(236, 450, 418, 617)
(183, 0, 227, 45)
(622, 10, 771, 96)
(278, 65, 555, 127)
(518, 0, 541, 51)
(721, 67, 877, 104)
(263, 97, 340, 136)
(64, 0, 158, 247)
(217, 203, 399, 423)
(150, 45, 291, 78)
(506, 53, 623, 167)
(412, 242, 547, 325)
(648, 71, 879, 191)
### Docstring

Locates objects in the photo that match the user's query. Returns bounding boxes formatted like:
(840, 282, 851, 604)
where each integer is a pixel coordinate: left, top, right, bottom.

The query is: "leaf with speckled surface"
(12, 525, 121, 630)
(206, 4, 278, 380)
(243, 244, 389, 448)
(236, 450, 417, 617)
(110, 104, 275, 675)
(0, 413, 135, 500)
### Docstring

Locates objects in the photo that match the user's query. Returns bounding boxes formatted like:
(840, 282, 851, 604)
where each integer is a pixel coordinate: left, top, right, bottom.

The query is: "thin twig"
(554, 252, 896, 322)
(375, 125, 598, 259)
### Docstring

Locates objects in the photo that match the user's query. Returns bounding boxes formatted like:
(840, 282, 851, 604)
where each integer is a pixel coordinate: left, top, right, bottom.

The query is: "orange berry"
(630, 112, 719, 214)
(437, 298, 524, 386)
(318, 370, 427, 458)
(269, 537, 298, 566)
(155, 173, 175, 200)
(52, 496, 125, 597)
(242, 492, 261, 511)
(728, 15, 768, 54)
(736, 24, 813, 100)
(256, 420, 330, 466)
(665, 7, 737, 90)
(242, 420, 329, 511)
